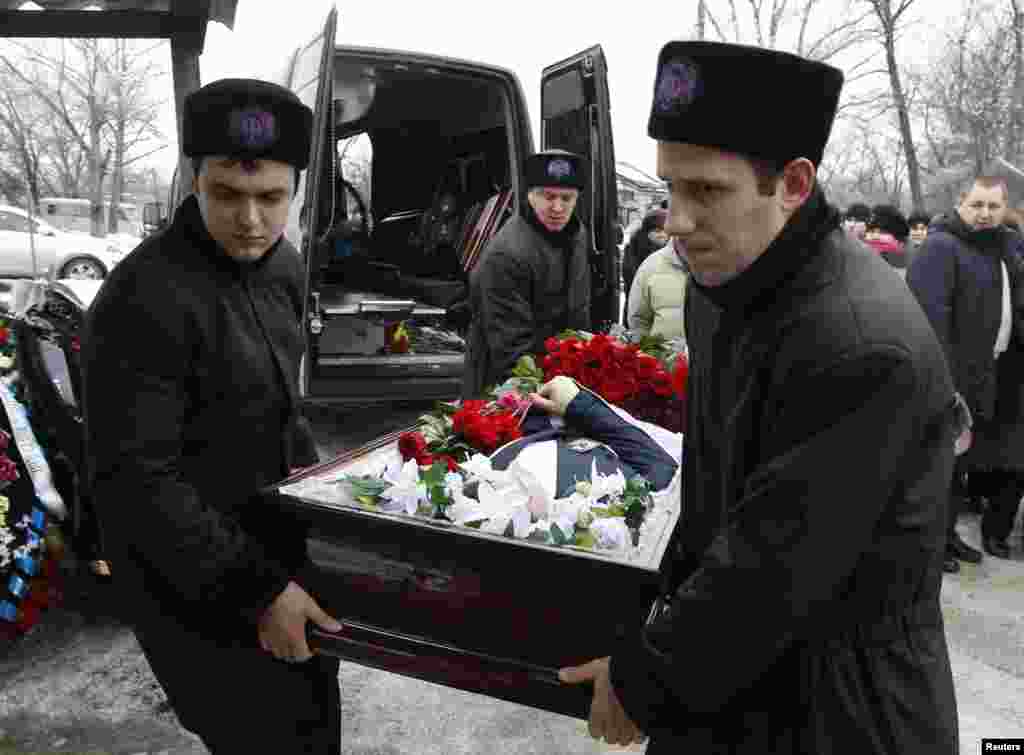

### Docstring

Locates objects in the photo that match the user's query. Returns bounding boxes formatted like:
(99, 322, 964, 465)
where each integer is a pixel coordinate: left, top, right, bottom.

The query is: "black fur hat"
(183, 78, 313, 170)
(647, 41, 843, 167)
(524, 150, 586, 190)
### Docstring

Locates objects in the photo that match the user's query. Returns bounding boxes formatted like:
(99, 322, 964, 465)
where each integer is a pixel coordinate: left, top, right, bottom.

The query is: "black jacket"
(906, 212, 1018, 423)
(463, 213, 591, 398)
(81, 195, 319, 640)
(609, 190, 959, 753)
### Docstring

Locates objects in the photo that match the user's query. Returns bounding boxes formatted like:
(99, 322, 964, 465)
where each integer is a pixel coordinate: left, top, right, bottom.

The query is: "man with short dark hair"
(462, 149, 591, 397)
(82, 79, 342, 754)
(559, 41, 959, 753)
(908, 175, 1024, 568)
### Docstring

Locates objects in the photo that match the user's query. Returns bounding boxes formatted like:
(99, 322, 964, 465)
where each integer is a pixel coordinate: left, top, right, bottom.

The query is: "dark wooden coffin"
(262, 438, 681, 720)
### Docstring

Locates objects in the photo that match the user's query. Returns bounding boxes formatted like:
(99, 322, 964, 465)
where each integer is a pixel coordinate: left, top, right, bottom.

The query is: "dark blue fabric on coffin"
(488, 391, 678, 497)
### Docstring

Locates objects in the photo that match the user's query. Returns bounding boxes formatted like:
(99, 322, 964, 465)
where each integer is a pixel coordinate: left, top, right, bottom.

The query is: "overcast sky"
(145, 0, 964, 181)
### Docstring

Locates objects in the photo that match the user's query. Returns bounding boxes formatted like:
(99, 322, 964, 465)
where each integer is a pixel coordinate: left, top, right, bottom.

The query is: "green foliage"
(550, 523, 568, 546)
(421, 460, 454, 515)
(341, 475, 390, 501)
(622, 475, 652, 530)
(573, 530, 597, 549)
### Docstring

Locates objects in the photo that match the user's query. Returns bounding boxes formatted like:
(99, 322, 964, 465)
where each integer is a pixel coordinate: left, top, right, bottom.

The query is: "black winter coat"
(463, 213, 590, 398)
(609, 190, 960, 754)
(81, 196, 319, 641)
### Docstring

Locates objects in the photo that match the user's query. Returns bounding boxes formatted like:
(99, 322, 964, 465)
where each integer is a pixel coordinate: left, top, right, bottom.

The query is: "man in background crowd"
(907, 175, 1023, 572)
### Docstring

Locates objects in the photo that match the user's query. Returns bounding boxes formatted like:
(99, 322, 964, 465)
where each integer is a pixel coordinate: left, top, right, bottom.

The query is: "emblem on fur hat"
(230, 108, 277, 150)
(654, 59, 700, 114)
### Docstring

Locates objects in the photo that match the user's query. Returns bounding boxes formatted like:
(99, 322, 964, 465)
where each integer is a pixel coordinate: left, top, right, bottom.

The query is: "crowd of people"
(839, 184, 1024, 573)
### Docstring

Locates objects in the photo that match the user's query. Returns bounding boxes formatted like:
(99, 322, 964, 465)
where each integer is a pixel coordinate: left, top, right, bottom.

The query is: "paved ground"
(0, 403, 1021, 753)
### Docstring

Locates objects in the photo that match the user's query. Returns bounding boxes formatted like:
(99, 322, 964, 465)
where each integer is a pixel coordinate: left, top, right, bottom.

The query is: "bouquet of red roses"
(397, 397, 528, 472)
(505, 331, 688, 433)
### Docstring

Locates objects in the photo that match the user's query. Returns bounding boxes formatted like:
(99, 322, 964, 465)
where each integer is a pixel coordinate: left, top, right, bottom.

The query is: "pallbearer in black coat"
(558, 41, 961, 754)
(463, 150, 592, 398)
(82, 80, 342, 754)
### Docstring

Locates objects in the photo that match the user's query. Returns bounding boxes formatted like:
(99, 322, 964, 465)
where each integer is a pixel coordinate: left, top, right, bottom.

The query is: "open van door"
(540, 46, 619, 331)
(270, 7, 338, 399)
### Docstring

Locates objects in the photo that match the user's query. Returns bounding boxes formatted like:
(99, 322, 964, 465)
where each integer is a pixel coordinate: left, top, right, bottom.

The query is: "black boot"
(948, 533, 984, 564)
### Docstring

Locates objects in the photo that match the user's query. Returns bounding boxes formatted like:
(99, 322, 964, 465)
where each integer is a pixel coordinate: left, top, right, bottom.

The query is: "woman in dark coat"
(864, 203, 910, 269)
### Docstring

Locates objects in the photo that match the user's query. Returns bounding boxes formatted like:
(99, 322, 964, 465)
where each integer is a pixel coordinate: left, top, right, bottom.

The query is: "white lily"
(588, 459, 627, 504)
(510, 459, 553, 521)
(590, 517, 632, 550)
(379, 458, 427, 515)
(459, 453, 494, 480)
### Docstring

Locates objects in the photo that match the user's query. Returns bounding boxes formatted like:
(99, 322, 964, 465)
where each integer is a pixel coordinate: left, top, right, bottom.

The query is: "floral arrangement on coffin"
(342, 451, 655, 552)
(334, 329, 686, 553)
(499, 328, 688, 433)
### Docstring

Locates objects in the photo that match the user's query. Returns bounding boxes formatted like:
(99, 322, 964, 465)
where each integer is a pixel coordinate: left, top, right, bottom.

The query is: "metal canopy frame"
(0, 0, 240, 193)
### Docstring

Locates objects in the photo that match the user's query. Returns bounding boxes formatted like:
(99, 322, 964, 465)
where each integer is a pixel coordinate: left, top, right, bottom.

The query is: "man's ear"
(779, 158, 816, 215)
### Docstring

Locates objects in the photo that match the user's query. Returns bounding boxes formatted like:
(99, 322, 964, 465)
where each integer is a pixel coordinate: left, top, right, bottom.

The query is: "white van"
(38, 197, 143, 238)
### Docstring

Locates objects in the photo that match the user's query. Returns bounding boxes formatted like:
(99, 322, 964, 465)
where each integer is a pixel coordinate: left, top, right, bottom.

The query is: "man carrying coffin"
(462, 150, 592, 398)
(559, 42, 961, 753)
(82, 80, 341, 753)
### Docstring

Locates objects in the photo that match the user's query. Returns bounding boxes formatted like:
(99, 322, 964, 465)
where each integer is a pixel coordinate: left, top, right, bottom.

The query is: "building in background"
(616, 161, 667, 228)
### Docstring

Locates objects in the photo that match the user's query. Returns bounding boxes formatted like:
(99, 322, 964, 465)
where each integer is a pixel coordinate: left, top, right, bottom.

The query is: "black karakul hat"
(183, 78, 314, 170)
(648, 41, 844, 167)
(524, 149, 586, 190)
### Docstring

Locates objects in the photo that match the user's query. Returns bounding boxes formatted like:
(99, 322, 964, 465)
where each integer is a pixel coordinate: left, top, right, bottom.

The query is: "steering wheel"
(337, 177, 369, 242)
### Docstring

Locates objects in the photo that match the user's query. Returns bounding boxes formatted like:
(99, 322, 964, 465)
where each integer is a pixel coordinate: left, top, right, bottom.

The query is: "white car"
(0, 204, 128, 280)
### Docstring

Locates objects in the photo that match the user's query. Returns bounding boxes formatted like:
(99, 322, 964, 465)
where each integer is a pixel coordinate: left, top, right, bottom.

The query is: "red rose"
(416, 453, 435, 467)
(0, 455, 19, 482)
(636, 354, 660, 380)
(437, 454, 459, 472)
(544, 337, 560, 354)
(0, 429, 9, 452)
(70, 336, 81, 353)
(398, 431, 428, 462)
(0, 326, 9, 345)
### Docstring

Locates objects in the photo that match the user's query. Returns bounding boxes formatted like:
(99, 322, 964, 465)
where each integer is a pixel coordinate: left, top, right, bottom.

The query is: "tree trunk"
(108, 40, 127, 235)
(89, 115, 105, 238)
(1008, 1, 1024, 164)
(884, 32, 924, 211)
